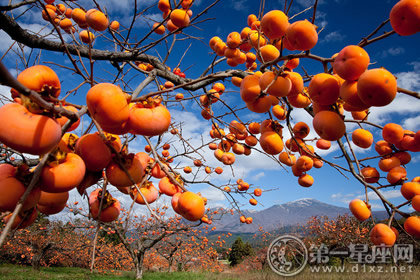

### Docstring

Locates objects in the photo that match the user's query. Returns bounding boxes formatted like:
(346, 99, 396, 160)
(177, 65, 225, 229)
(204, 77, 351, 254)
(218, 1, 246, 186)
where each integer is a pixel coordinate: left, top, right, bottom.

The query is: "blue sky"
(0, 0, 419, 219)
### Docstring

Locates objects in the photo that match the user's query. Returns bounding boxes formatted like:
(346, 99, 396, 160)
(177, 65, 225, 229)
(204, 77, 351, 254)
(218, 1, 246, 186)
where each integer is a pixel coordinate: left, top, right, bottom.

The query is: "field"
(0, 264, 419, 280)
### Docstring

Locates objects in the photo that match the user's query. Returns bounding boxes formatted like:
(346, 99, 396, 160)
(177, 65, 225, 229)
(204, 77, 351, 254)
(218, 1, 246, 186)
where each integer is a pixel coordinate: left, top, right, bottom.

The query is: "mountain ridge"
(209, 198, 390, 233)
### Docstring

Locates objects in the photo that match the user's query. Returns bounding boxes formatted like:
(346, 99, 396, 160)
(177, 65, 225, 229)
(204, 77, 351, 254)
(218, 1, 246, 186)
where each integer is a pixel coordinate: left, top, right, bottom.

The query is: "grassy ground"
(0, 263, 419, 280)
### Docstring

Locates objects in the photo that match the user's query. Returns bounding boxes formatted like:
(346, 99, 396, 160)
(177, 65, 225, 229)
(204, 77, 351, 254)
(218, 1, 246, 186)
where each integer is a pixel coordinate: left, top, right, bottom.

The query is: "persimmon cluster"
(40, 0, 120, 44)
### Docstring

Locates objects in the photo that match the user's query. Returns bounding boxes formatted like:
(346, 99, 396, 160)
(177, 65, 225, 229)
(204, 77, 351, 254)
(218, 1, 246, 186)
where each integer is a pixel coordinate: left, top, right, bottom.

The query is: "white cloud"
(252, 171, 265, 181)
(331, 189, 401, 206)
(232, 0, 247, 11)
(403, 115, 420, 131)
(323, 31, 345, 43)
(199, 186, 225, 201)
(379, 47, 405, 58)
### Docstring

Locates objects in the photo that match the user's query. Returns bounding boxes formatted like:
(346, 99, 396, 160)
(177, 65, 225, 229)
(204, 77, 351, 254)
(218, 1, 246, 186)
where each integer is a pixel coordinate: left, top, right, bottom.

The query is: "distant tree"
(228, 237, 254, 266)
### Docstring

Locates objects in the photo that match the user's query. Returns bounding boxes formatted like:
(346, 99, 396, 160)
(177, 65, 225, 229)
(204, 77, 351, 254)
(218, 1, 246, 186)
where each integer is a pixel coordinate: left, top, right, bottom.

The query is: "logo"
(267, 235, 308, 276)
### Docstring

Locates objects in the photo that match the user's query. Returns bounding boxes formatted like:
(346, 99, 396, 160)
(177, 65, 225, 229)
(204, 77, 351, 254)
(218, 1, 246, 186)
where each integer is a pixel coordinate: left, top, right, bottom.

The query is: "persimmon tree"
(0, 0, 420, 278)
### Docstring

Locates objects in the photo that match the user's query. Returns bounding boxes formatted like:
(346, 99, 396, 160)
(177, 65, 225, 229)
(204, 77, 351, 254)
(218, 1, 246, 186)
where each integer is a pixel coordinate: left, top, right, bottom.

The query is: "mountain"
(210, 198, 389, 233)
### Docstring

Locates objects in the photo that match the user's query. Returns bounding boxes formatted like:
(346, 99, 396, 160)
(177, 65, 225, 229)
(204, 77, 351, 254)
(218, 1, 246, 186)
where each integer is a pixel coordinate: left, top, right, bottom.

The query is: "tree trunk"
(135, 250, 145, 279)
(31, 253, 42, 271)
(168, 257, 173, 272)
(31, 243, 51, 271)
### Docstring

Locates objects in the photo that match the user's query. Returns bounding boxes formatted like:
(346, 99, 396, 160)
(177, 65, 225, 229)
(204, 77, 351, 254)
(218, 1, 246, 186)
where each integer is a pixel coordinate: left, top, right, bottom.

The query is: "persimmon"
(215, 167, 223, 174)
(150, 160, 166, 179)
(71, 8, 87, 26)
(110, 20, 120, 31)
(375, 140, 393, 156)
(11, 65, 61, 98)
(382, 123, 404, 145)
(106, 153, 144, 188)
(271, 105, 287, 121)
(0, 103, 61, 155)
(293, 122, 310, 139)
(394, 151, 411, 165)
(361, 166, 380, 183)
(257, 44, 280, 63)
(166, 20, 180, 33)
(378, 156, 401, 172)
(87, 84, 129, 133)
(171, 192, 182, 214)
(370, 223, 396, 246)
(245, 135, 258, 146)
(245, 96, 272, 113)
(226, 32, 241, 49)
(245, 217, 253, 224)
(249, 198, 258, 206)
(254, 188, 262, 196)
(37, 191, 69, 215)
(284, 71, 304, 96)
(59, 18, 73, 31)
(170, 9, 190, 28)
(352, 128, 373, 149)
(296, 155, 314, 172)
(279, 152, 296, 166)
(399, 131, 420, 152)
(0, 164, 39, 212)
(221, 152, 236, 165)
(316, 139, 331, 150)
(75, 133, 112, 171)
(313, 158, 324, 168)
(89, 189, 121, 222)
(404, 216, 420, 238)
(259, 71, 291, 97)
(333, 45, 370, 81)
(56, 105, 80, 132)
(85, 9, 109, 31)
(339, 80, 370, 111)
(159, 176, 182, 196)
(158, 0, 171, 12)
(240, 74, 261, 103)
(285, 58, 299, 70)
(308, 73, 340, 106)
(4, 208, 38, 229)
(248, 30, 267, 48)
(390, 0, 420, 36)
(260, 10, 289, 40)
(248, 122, 261, 134)
(349, 199, 371, 221)
(218, 140, 231, 152)
(131, 182, 159, 205)
(177, 191, 205, 221)
(351, 110, 369, 120)
(229, 120, 248, 139)
(259, 131, 284, 155)
(153, 22, 166, 35)
(58, 133, 77, 154)
(64, 8, 72, 18)
(286, 137, 304, 153)
(412, 195, 420, 212)
(42, 8, 56, 22)
(357, 68, 397, 107)
(79, 30, 95, 44)
(287, 92, 311, 108)
(298, 174, 314, 187)
(41, 153, 86, 193)
(128, 102, 171, 136)
(386, 166, 407, 184)
(285, 20, 318, 51)
(400, 182, 420, 200)
(211, 83, 225, 94)
(313, 111, 346, 141)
